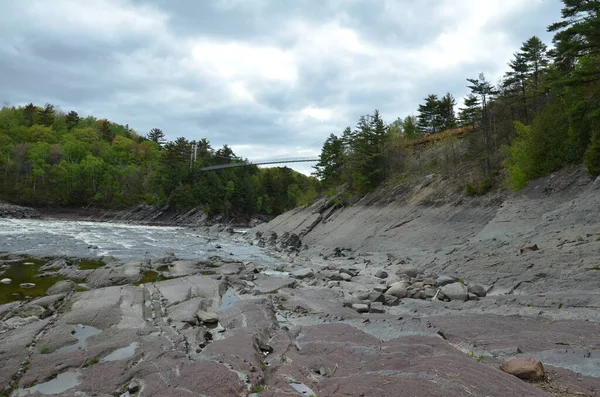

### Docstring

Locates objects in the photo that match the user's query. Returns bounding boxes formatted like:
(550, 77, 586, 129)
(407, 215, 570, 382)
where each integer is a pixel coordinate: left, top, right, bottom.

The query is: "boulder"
(0, 278, 11, 285)
(340, 268, 360, 277)
(386, 281, 409, 298)
(343, 297, 363, 308)
(369, 302, 385, 313)
(399, 268, 420, 278)
(196, 310, 219, 324)
(468, 284, 487, 298)
(383, 295, 400, 306)
(46, 280, 76, 296)
(351, 303, 370, 313)
(468, 293, 480, 301)
(424, 286, 438, 299)
(440, 282, 468, 301)
(367, 291, 386, 303)
(374, 269, 388, 279)
(339, 272, 352, 282)
(292, 268, 314, 279)
(500, 358, 545, 381)
(20, 283, 36, 289)
(436, 275, 457, 287)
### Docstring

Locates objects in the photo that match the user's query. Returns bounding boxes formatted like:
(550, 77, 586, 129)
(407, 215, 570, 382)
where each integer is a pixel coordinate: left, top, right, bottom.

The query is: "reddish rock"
(500, 357, 545, 381)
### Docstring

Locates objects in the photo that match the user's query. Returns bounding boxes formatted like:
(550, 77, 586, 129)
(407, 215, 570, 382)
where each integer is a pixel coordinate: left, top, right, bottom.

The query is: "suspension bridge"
(199, 156, 319, 172)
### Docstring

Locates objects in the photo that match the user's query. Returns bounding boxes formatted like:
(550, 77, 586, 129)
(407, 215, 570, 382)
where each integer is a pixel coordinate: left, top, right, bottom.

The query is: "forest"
(1, 1, 598, 219)
(313, 0, 600, 196)
(0, 105, 319, 218)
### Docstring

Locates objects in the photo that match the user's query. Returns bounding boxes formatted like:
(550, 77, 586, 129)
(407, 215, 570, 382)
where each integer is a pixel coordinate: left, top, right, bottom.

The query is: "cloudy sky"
(1, 0, 563, 174)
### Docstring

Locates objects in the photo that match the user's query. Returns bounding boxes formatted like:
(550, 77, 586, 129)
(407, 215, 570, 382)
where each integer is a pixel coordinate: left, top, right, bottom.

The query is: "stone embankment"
(0, 201, 40, 219)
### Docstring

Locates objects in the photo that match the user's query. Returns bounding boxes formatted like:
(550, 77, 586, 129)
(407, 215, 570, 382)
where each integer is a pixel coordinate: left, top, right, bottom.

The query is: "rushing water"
(0, 218, 277, 264)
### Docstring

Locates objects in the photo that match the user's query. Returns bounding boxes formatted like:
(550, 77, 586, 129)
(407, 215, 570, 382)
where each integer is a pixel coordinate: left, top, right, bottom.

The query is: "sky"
(0, 0, 564, 174)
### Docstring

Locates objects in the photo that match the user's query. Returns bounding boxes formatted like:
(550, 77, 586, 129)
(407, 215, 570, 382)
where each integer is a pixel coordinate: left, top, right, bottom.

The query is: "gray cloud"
(0, 0, 563, 173)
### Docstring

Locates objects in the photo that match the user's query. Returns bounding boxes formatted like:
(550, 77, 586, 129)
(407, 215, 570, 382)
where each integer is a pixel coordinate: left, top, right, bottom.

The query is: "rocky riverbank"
(1, 166, 599, 396)
(2, 243, 599, 397)
(0, 201, 40, 219)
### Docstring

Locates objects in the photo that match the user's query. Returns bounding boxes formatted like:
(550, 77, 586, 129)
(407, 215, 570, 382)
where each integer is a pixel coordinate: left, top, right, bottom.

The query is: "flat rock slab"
(266, 323, 550, 397)
(253, 276, 296, 294)
(154, 275, 224, 304)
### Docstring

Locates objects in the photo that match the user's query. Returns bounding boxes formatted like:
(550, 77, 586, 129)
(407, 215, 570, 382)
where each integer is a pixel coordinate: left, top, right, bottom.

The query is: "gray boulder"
(399, 268, 420, 278)
(367, 291, 386, 303)
(440, 282, 468, 301)
(351, 303, 370, 313)
(436, 275, 457, 287)
(386, 281, 409, 298)
(292, 268, 314, 279)
(339, 272, 352, 282)
(374, 269, 388, 279)
(46, 280, 76, 296)
(468, 284, 487, 297)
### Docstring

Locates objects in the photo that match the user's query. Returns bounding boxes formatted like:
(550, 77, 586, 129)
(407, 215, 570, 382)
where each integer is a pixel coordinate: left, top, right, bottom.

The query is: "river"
(0, 217, 278, 265)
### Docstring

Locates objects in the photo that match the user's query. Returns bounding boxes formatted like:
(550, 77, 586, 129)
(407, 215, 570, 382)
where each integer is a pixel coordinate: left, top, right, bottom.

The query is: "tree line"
(0, 105, 319, 219)
(314, 0, 600, 194)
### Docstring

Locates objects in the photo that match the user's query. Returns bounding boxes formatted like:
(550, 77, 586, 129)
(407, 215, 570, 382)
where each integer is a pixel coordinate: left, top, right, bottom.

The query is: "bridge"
(199, 156, 319, 172)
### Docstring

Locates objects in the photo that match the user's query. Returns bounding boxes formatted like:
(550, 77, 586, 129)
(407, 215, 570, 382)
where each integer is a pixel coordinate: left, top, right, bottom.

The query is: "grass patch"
(249, 384, 264, 393)
(0, 258, 65, 304)
(76, 260, 105, 270)
(40, 347, 51, 354)
(465, 177, 493, 196)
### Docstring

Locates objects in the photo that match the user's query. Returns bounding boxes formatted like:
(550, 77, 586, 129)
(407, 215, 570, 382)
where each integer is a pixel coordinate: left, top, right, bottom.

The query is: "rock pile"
(338, 268, 489, 313)
(0, 202, 41, 219)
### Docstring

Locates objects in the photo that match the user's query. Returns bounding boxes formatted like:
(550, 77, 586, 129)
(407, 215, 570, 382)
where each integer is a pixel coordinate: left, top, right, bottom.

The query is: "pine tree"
(147, 128, 166, 146)
(313, 133, 345, 186)
(548, 0, 600, 80)
(467, 73, 497, 174)
(458, 94, 481, 128)
(438, 93, 457, 131)
(503, 52, 530, 123)
(65, 111, 80, 131)
(417, 94, 440, 134)
(38, 103, 55, 127)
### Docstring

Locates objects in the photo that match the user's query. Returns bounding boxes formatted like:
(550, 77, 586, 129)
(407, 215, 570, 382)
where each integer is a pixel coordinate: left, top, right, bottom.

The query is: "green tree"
(458, 94, 480, 128)
(402, 115, 419, 138)
(313, 133, 345, 187)
(467, 73, 497, 174)
(65, 111, 80, 131)
(147, 128, 166, 146)
(548, 0, 600, 81)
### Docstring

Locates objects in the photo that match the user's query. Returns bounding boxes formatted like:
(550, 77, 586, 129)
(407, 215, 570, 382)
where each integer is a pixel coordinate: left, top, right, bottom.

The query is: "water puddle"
(17, 370, 81, 396)
(101, 342, 138, 362)
(56, 324, 102, 353)
(290, 382, 316, 396)
(0, 258, 65, 304)
(218, 290, 240, 312)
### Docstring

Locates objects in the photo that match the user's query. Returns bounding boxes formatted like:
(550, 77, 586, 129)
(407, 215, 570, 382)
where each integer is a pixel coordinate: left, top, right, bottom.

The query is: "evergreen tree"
(467, 73, 497, 174)
(402, 115, 419, 139)
(65, 111, 80, 131)
(438, 93, 457, 130)
(147, 128, 166, 146)
(548, 0, 600, 80)
(38, 103, 55, 127)
(458, 94, 481, 128)
(313, 133, 345, 187)
(417, 94, 440, 134)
